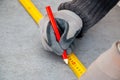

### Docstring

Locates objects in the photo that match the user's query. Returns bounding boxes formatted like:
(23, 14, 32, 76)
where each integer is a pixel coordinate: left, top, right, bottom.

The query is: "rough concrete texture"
(0, 0, 120, 80)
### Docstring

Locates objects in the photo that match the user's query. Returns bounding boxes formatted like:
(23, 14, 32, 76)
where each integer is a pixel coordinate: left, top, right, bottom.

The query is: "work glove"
(39, 10, 83, 55)
(58, 0, 119, 37)
(80, 41, 120, 80)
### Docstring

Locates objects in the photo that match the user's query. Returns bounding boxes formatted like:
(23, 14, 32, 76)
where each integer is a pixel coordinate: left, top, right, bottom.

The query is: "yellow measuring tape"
(19, 0, 86, 79)
(19, 0, 43, 24)
(68, 53, 86, 78)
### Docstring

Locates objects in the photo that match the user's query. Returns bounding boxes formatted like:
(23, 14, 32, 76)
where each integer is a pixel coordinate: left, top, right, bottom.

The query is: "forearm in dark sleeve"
(58, 0, 119, 37)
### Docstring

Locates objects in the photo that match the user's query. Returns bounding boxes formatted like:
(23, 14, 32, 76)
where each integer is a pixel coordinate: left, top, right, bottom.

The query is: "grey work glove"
(58, 0, 119, 37)
(39, 10, 82, 55)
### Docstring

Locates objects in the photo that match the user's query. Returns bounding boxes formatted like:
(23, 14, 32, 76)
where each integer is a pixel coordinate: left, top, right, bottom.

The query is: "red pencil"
(46, 6, 68, 64)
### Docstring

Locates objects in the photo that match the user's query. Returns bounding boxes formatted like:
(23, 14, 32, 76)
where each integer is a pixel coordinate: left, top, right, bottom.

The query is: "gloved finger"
(54, 10, 83, 39)
(47, 24, 72, 55)
(39, 15, 55, 52)
(53, 10, 83, 49)
(47, 23, 64, 55)
(55, 18, 81, 50)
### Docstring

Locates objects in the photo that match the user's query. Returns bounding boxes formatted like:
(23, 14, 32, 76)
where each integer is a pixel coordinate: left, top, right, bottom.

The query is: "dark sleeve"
(58, 0, 119, 37)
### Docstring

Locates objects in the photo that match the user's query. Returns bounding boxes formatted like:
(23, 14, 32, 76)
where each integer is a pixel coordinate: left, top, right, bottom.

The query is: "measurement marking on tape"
(68, 53, 86, 78)
(19, 0, 87, 78)
(19, 0, 43, 24)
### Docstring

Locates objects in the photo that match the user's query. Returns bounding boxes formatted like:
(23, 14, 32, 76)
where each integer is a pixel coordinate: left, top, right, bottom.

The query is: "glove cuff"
(58, 0, 119, 37)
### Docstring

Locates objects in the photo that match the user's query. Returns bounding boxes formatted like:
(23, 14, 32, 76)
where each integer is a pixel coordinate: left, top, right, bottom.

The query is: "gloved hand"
(39, 10, 83, 55)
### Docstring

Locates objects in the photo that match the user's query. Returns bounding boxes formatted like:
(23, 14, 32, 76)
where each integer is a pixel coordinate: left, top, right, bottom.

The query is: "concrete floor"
(0, 0, 120, 80)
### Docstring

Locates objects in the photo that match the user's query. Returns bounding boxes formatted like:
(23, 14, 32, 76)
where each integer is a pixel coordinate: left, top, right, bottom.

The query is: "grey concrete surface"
(0, 0, 120, 80)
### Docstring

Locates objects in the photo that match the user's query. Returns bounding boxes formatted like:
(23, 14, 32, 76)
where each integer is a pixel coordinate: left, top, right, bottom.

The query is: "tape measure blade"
(68, 53, 86, 78)
(19, 0, 43, 24)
